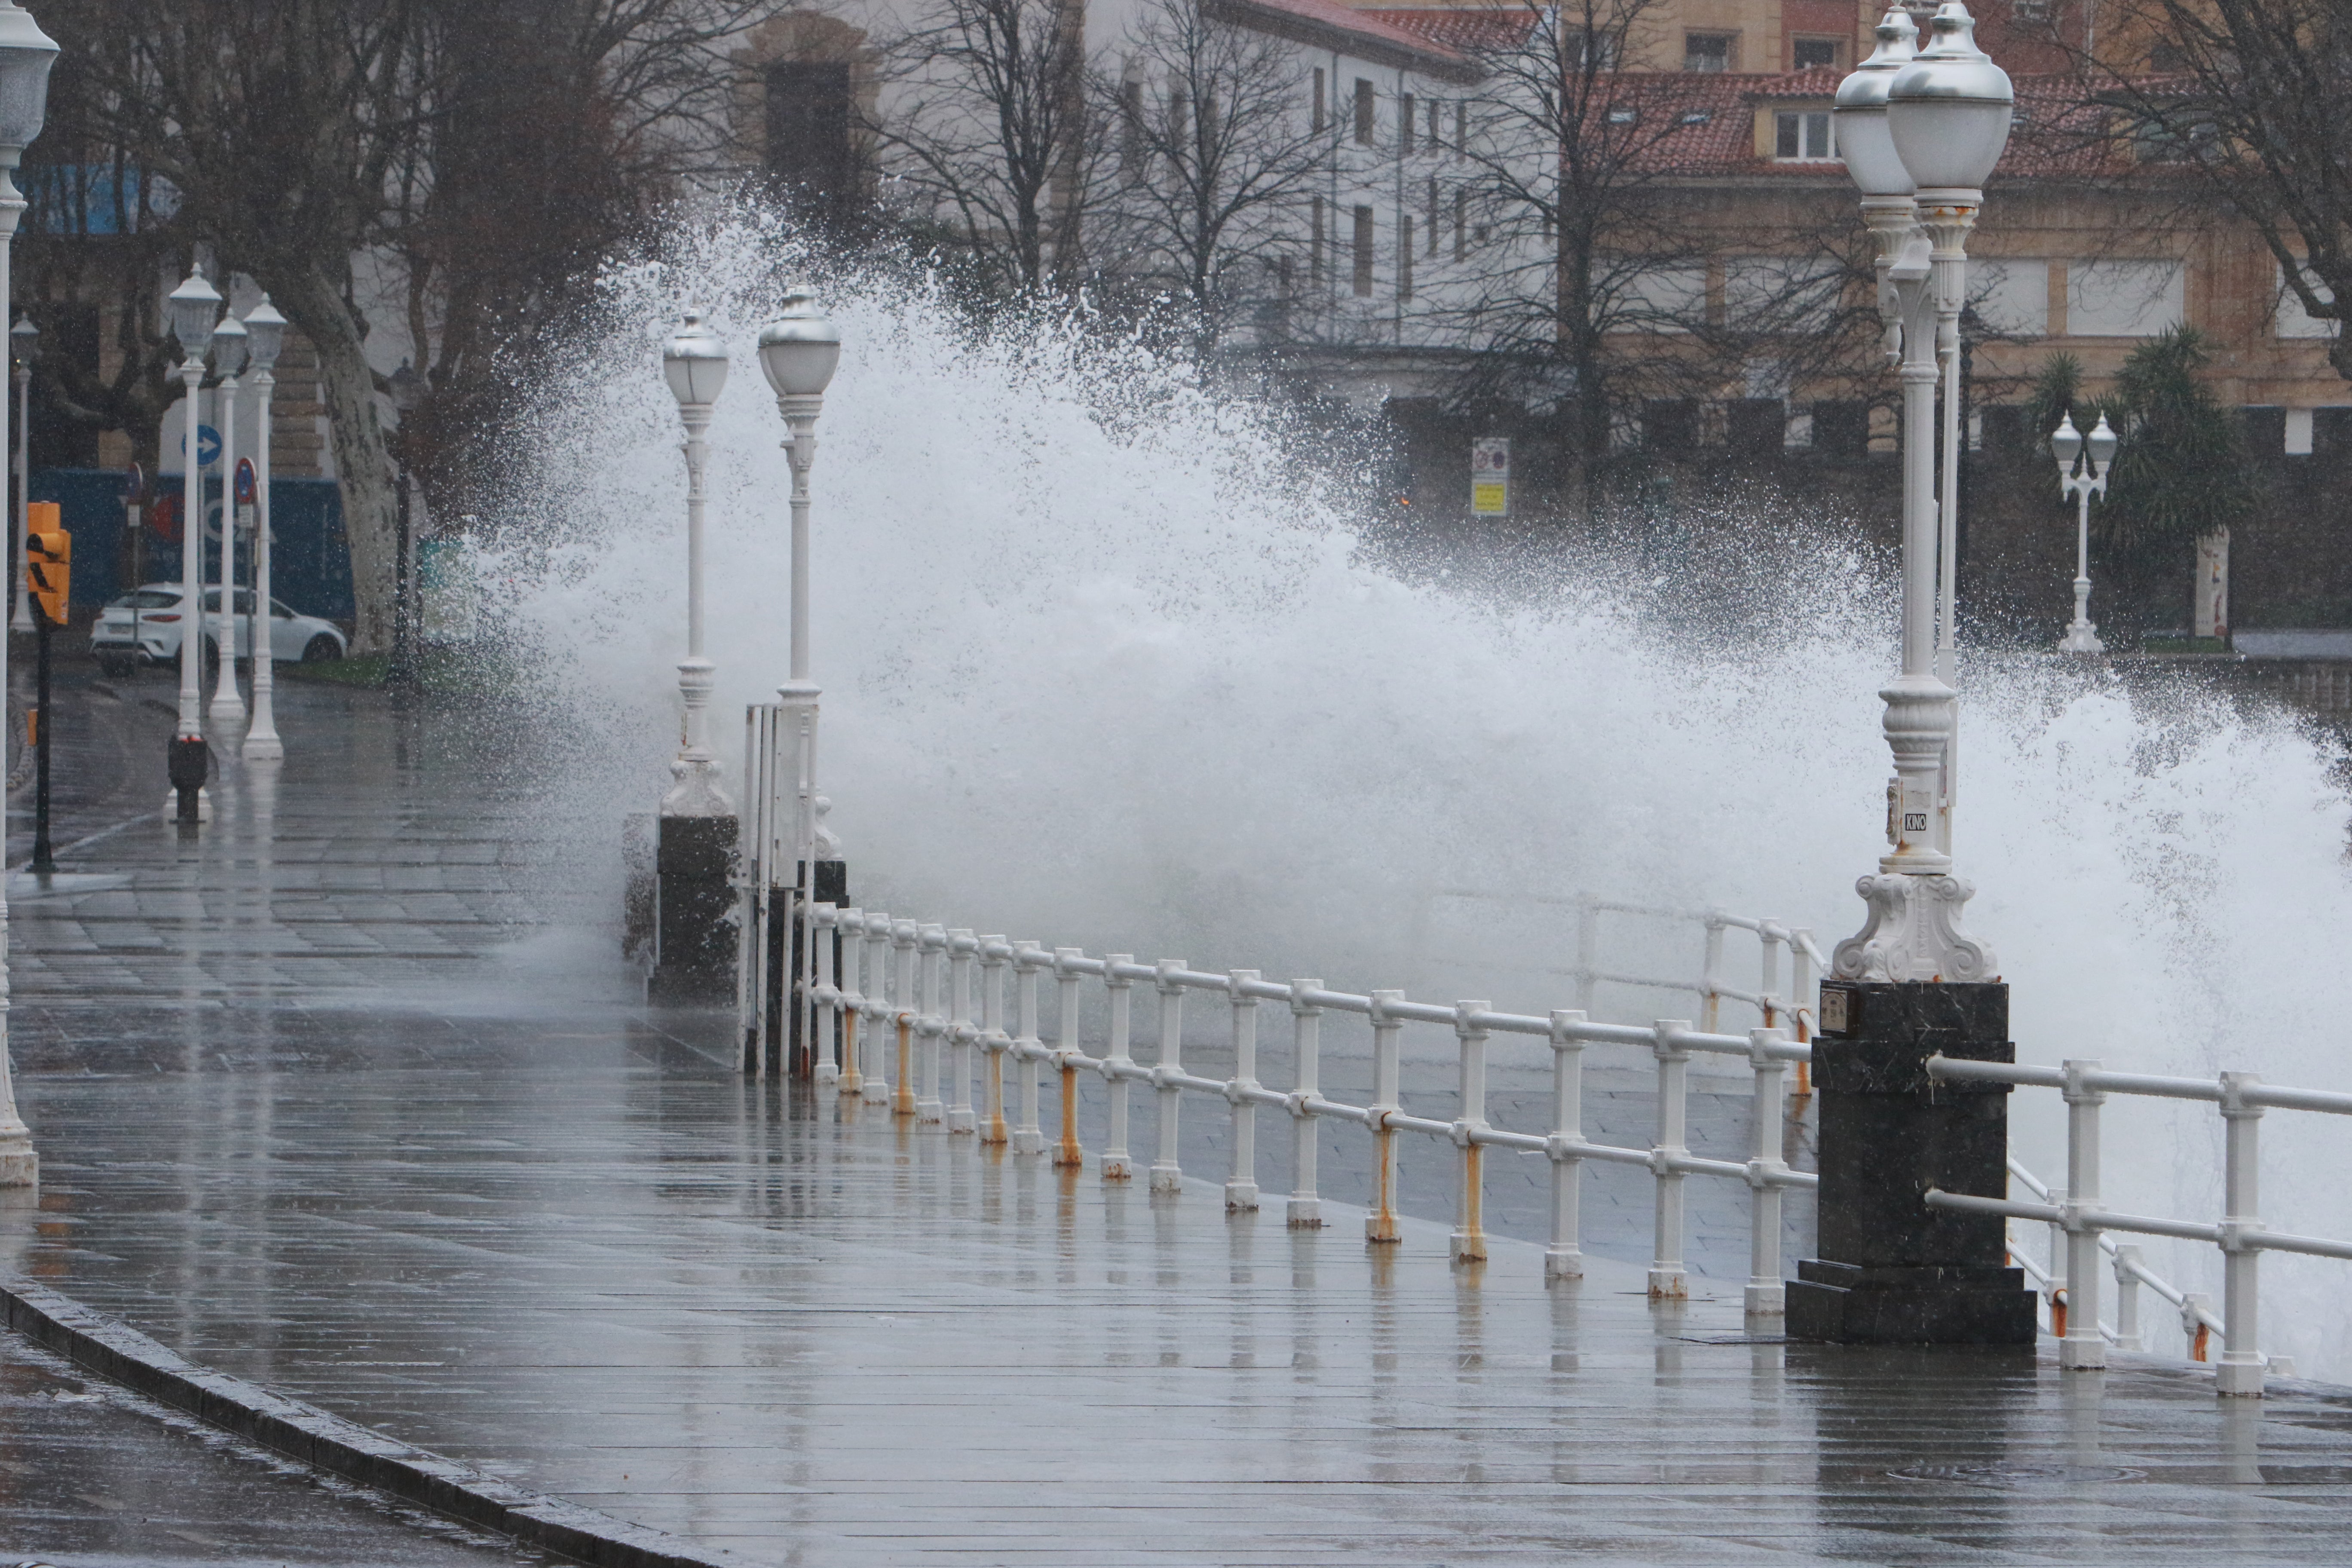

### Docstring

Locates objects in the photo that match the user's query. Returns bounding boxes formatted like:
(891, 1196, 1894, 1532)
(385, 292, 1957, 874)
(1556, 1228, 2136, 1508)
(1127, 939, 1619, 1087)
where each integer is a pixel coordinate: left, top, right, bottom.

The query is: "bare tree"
(1443, 0, 1877, 508)
(872, 0, 1095, 295)
(2084, 0, 2352, 384)
(1090, 0, 1335, 351)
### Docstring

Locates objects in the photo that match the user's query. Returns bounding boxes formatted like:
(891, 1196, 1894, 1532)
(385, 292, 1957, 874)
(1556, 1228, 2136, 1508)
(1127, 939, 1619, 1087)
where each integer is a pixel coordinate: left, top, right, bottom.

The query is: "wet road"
(4, 671, 2352, 1564)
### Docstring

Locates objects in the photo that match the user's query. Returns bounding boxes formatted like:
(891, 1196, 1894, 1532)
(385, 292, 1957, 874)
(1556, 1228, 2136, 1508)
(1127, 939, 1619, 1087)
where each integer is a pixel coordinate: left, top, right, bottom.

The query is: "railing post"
(1745, 1027, 1791, 1315)
(915, 926, 947, 1122)
(1149, 959, 1188, 1193)
(1100, 956, 1136, 1180)
(2059, 1058, 2107, 1369)
(892, 920, 920, 1117)
(1758, 922, 1784, 1032)
(1450, 1001, 1491, 1265)
(1286, 979, 1323, 1228)
(1699, 916, 1727, 1035)
(1052, 947, 1085, 1168)
(946, 929, 976, 1133)
(2045, 1186, 2067, 1339)
(978, 937, 1009, 1144)
(811, 903, 840, 1091)
(2110, 1244, 2144, 1352)
(835, 907, 864, 1097)
(1789, 928, 1816, 1098)
(2217, 1071, 2266, 1396)
(1366, 989, 1404, 1245)
(2182, 1292, 2215, 1363)
(735, 704, 763, 1071)
(1648, 1019, 1690, 1300)
(1544, 1009, 1586, 1280)
(1225, 970, 1262, 1211)
(861, 913, 891, 1105)
(1011, 942, 1046, 1154)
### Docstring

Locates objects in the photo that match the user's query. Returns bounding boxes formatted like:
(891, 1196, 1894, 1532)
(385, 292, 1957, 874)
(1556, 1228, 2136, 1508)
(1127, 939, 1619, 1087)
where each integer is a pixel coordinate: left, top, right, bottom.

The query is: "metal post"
(1789, 928, 1816, 1097)
(1052, 946, 1084, 1166)
(835, 905, 864, 1096)
(892, 920, 918, 1117)
(1286, 979, 1322, 1227)
(1012, 942, 1045, 1153)
(208, 363, 242, 728)
(2111, 1244, 2145, 1352)
(1149, 959, 1186, 1193)
(28, 601, 45, 872)
(8, 346, 25, 632)
(812, 903, 840, 1088)
(1101, 956, 1135, 1179)
(1226, 969, 1260, 1210)
(242, 360, 282, 760)
(1545, 1009, 1586, 1280)
(2059, 1057, 2107, 1369)
(917, 925, 946, 1123)
(862, 914, 892, 1104)
(1450, 1001, 1491, 1265)
(1746, 1028, 1790, 1314)
(2216, 1072, 2265, 1396)
(2046, 1185, 2067, 1337)
(1366, 989, 1403, 1244)
(946, 929, 976, 1132)
(1649, 1019, 1691, 1299)
(1700, 917, 1726, 1034)
(979, 937, 1009, 1144)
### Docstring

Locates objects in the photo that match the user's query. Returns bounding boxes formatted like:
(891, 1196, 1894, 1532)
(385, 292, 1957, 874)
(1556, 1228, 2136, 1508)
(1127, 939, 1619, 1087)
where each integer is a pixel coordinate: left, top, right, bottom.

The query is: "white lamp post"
(2051, 413, 2115, 654)
(661, 306, 730, 815)
(242, 294, 286, 760)
(1830, 0, 2011, 986)
(756, 288, 840, 1077)
(165, 264, 220, 823)
(206, 308, 247, 728)
(8, 312, 32, 634)
(0, 0, 57, 1190)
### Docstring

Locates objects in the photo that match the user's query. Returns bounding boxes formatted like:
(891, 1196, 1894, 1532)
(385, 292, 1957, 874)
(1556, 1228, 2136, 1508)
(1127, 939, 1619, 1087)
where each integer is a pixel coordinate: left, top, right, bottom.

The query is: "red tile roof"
(1212, 0, 1475, 76)
(1362, 8, 1542, 52)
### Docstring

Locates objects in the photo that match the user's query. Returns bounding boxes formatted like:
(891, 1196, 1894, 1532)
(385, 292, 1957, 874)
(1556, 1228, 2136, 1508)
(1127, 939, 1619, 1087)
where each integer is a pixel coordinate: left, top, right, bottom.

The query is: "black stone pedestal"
(648, 815, 738, 1004)
(1786, 980, 2037, 1346)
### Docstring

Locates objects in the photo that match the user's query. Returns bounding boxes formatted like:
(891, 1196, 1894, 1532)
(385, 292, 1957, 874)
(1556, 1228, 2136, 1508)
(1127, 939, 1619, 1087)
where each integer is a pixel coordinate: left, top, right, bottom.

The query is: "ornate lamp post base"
(2058, 579, 2104, 654)
(1787, 979, 2038, 1345)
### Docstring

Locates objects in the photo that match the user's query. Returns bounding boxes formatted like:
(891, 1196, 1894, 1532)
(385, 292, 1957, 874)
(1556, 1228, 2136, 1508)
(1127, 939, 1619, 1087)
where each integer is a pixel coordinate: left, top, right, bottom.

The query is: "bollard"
(1787, 980, 2036, 1344)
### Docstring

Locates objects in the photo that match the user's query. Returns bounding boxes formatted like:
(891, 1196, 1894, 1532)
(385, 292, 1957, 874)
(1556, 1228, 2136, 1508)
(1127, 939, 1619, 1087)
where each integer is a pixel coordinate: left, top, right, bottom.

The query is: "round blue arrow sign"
(177, 423, 223, 469)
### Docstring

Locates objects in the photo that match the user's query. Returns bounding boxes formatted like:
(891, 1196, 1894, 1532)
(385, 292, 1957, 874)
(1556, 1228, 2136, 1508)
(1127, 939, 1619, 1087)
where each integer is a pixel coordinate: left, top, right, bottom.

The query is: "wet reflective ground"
(8, 680, 2352, 1564)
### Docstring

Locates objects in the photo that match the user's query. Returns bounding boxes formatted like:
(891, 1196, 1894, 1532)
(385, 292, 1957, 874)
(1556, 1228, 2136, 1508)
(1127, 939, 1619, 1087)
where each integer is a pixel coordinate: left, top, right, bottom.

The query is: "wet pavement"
(7, 666, 2352, 1564)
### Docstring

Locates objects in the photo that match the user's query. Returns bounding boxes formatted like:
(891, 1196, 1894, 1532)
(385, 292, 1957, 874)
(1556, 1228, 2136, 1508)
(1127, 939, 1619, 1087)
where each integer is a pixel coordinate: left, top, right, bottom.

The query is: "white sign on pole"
(1471, 437, 1510, 517)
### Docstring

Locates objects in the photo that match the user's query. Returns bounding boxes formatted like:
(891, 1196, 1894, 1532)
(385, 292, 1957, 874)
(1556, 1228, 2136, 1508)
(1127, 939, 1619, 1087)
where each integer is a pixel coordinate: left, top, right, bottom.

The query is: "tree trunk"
(274, 263, 400, 653)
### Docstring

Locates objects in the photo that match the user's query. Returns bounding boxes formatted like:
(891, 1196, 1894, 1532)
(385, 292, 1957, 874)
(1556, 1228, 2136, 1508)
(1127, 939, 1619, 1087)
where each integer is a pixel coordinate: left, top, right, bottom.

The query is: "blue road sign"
(177, 423, 223, 469)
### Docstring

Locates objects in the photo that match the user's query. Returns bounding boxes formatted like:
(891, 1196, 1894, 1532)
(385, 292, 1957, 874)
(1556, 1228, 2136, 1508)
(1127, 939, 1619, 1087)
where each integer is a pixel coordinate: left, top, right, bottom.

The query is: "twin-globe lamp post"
(165, 265, 219, 821)
(0, 0, 58, 1189)
(1788, 1, 2038, 1348)
(2051, 411, 2117, 654)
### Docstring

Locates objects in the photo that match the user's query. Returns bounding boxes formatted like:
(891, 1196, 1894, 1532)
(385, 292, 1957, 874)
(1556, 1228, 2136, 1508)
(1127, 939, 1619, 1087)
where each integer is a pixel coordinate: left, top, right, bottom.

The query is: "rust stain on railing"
(1367, 1116, 1401, 1244)
(983, 1054, 1008, 1145)
(840, 1014, 862, 1095)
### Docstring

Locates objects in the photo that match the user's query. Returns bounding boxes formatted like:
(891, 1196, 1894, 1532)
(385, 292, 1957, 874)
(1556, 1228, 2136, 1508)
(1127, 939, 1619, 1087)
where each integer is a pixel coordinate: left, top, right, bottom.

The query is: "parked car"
(90, 583, 348, 677)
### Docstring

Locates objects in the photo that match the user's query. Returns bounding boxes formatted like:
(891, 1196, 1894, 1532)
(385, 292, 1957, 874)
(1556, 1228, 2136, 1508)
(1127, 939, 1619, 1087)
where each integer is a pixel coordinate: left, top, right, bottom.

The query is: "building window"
(1427, 176, 1440, 254)
(1429, 98, 1443, 150)
(1311, 196, 1325, 285)
(1401, 215, 1414, 299)
(1453, 188, 1466, 260)
(1792, 37, 1841, 70)
(1354, 79, 1375, 145)
(1353, 204, 1374, 295)
(1685, 33, 1733, 71)
(1312, 67, 1324, 133)
(1400, 92, 1415, 154)
(1774, 110, 1834, 160)
(764, 61, 856, 216)
(1455, 103, 1466, 157)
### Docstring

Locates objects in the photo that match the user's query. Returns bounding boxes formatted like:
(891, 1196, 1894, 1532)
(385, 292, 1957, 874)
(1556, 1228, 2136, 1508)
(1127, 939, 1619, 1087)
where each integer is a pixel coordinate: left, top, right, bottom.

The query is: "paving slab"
(4, 676, 2352, 1564)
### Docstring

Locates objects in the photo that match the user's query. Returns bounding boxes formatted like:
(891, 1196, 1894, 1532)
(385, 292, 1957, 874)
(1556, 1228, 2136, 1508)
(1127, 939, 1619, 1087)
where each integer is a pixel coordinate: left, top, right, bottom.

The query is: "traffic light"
(24, 501, 67, 626)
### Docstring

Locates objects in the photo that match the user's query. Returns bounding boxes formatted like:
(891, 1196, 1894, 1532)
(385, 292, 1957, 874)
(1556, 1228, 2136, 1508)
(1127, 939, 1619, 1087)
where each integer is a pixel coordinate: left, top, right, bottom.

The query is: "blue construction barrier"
(28, 467, 355, 625)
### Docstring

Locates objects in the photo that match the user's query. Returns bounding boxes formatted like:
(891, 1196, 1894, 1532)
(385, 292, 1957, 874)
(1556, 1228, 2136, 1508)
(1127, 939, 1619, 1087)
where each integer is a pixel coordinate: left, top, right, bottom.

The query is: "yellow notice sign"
(1470, 437, 1510, 516)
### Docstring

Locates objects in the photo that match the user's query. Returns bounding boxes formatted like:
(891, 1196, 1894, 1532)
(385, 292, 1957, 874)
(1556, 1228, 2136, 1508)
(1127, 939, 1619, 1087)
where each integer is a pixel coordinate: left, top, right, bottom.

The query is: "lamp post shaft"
(209, 373, 242, 726)
(0, 167, 33, 1186)
(661, 401, 728, 816)
(783, 397, 818, 686)
(9, 356, 27, 633)
(177, 363, 203, 742)
(245, 369, 282, 758)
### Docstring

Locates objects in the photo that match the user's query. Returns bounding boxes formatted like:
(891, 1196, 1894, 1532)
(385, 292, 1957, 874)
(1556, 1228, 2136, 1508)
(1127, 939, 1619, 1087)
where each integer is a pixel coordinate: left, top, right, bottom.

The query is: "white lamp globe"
(663, 306, 729, 408)
(167, 266, 222, 360)
(1833, 9, 1919, 199)
(756, 288, 840, 398)
(0, 2, 58, 163)
(1886, 1, 2015, 197)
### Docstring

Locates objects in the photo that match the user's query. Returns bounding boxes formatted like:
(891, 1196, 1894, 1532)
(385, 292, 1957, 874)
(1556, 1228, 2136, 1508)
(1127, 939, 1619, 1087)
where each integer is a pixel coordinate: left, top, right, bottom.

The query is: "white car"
(91, 583, 349, 677)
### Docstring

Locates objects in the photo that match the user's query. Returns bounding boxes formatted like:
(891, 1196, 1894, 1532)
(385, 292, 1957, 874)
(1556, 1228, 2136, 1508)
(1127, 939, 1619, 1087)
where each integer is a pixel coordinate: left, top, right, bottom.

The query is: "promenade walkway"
(8, 680, 2352, 1565)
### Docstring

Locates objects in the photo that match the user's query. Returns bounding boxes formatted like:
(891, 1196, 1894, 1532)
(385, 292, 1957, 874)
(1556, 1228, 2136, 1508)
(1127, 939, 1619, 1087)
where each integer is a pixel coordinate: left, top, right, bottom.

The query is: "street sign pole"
(29, 578, 46, 873)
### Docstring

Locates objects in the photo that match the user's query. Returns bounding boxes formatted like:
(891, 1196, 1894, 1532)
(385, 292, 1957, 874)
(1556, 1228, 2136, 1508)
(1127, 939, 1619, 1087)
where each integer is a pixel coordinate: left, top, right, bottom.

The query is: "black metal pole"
(31, 606, 51, 873)
(389, 459, 414, 689)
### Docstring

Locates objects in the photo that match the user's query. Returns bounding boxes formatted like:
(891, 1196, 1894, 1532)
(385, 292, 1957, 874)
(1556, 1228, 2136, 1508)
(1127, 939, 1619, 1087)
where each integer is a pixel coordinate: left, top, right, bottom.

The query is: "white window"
(1620, 265, 1706, 332)
(1774, 110, 1834, 161)
(2067, 259, 2184, 337)
(2276, 263, 2337, 339)
(2286, 407, 2315, 455)
(1968, 259, 2049, 337)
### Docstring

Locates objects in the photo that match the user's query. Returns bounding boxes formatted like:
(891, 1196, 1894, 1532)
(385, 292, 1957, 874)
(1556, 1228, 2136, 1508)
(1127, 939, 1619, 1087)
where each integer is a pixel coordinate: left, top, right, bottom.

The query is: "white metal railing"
(1926, 1055, 2351, 1393)
(1587, 901, 2229, 1367)
(800, 902, 1817, 1310)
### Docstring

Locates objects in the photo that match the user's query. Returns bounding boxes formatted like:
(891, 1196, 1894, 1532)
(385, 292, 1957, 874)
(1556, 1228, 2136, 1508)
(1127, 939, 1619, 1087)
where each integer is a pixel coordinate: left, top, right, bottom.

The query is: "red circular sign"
(147, 492, 182, 544)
